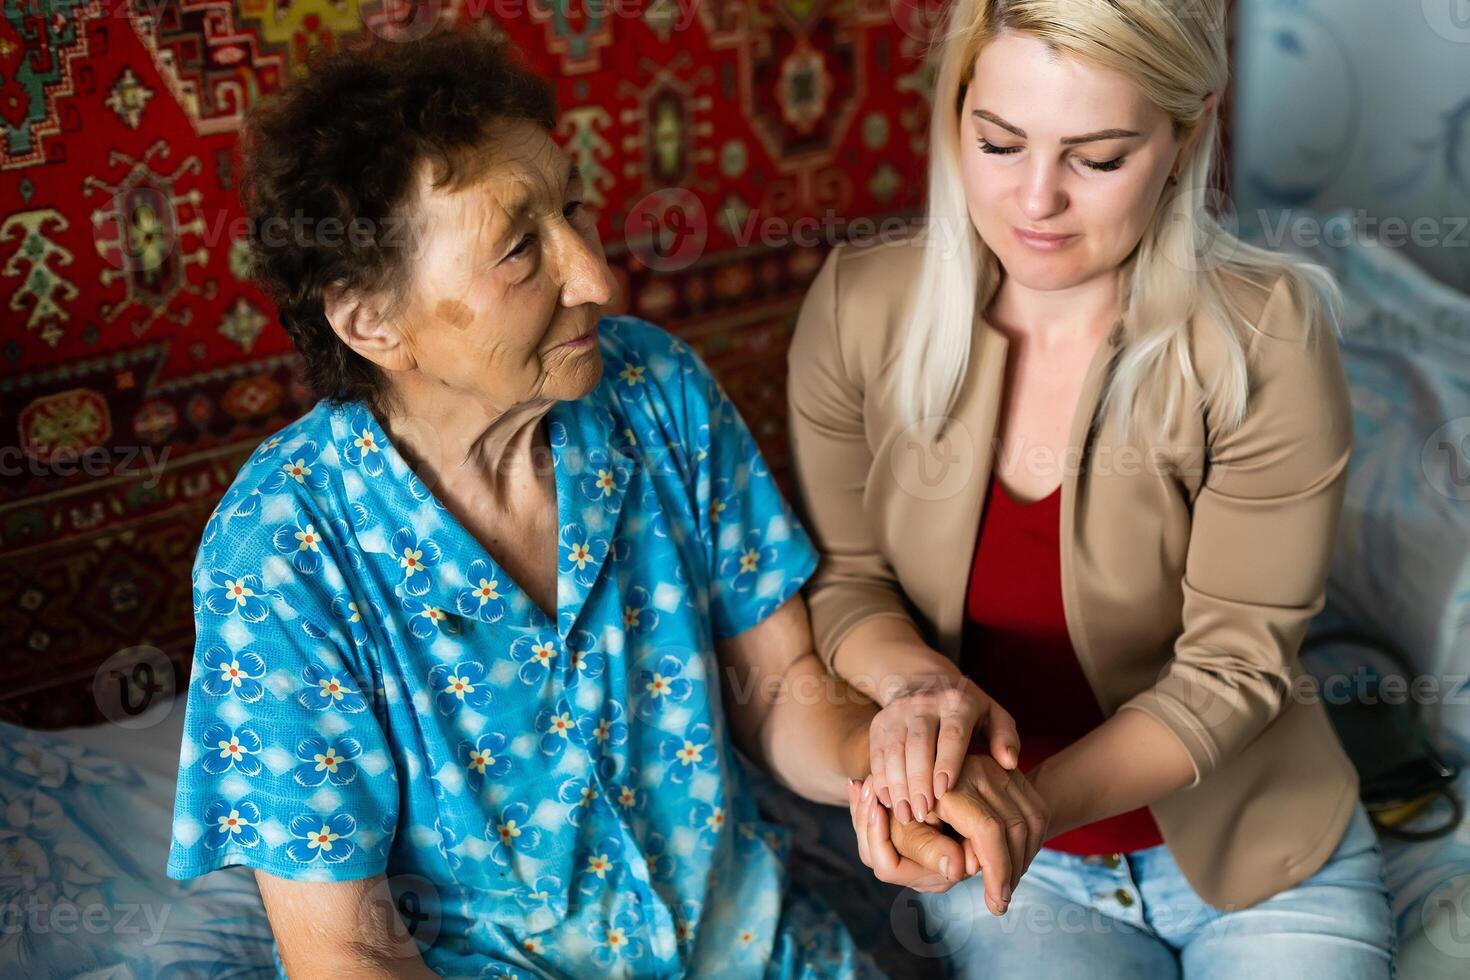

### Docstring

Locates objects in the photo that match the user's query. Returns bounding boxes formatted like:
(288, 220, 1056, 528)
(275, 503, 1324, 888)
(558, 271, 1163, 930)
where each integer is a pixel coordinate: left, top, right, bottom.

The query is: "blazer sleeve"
(1115, 276, 1355, 788)
(787, 245, 919, 671)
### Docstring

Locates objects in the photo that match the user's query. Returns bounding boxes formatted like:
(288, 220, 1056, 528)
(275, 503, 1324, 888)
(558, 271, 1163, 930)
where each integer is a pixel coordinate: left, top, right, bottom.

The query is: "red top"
(960, 471, 1164, 855)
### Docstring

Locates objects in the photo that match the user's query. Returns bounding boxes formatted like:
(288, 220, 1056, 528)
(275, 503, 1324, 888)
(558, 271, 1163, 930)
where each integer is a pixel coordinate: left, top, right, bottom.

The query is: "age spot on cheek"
(434, 299, 475, 330)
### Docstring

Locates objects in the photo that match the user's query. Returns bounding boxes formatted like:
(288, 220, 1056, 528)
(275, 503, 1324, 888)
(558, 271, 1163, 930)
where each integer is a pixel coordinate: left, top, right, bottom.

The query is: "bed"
(0, 697, 278, 978)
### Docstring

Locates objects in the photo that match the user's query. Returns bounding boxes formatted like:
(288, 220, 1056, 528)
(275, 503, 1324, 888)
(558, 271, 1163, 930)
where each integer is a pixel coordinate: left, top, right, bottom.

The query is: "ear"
(1175, 92, 1219, 171)
(322, 281, 416, 374)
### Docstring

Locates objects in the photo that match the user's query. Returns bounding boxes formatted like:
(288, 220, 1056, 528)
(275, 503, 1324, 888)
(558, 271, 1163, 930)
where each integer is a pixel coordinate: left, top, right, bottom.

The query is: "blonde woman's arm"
(1036, 275, 1354, 829)
(787, 246, 1019, 826)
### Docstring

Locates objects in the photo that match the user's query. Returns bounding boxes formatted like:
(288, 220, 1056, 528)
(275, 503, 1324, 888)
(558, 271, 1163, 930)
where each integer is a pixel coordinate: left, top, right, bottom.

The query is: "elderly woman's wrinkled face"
(960, 31, 1188, 292)
(378, 119, 615, 414)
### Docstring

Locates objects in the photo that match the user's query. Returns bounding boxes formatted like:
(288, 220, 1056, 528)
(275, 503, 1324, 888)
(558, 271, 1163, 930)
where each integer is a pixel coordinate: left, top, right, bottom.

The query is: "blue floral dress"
(166, 316, 878, 979)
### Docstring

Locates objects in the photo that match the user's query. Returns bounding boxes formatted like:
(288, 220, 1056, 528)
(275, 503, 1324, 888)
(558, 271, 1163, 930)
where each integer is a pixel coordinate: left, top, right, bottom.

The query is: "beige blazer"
(786, 234, 1359, 910)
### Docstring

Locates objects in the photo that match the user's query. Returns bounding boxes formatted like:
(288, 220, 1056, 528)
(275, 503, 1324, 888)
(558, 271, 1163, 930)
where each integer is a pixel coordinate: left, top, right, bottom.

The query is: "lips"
(1013, 227, 1079, 251)
(557, 331, 597, 349)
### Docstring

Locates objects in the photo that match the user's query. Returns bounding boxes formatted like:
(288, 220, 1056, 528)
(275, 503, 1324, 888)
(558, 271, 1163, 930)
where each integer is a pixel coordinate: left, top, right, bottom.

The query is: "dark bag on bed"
(1301, 628, 1461, 841)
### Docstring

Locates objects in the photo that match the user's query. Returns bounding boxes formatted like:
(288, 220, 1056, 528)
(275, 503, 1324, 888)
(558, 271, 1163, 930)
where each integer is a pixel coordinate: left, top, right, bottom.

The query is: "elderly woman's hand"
(848, 776, 967, 894)
(848, 754, 1050, 915)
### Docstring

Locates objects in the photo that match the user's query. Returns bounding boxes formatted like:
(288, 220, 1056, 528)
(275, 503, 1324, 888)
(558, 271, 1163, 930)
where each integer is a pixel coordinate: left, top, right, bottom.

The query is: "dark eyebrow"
(972, 109, 1141, 145)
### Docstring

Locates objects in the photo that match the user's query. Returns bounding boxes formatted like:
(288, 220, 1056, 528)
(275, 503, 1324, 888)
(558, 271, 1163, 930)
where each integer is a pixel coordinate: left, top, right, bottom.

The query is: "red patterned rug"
(2, 1, 941, 724)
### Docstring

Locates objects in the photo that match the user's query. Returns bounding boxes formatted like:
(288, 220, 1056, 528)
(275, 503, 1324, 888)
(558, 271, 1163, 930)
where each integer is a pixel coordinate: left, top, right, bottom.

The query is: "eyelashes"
(506, 201, 590, 260)
(976, 137, 1125, 173)
(507, 235, 535, 259)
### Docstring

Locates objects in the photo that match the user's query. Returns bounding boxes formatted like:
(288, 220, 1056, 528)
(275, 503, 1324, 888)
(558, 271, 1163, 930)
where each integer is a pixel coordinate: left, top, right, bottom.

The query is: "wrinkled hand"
(848, 776, 966, 894)
(849, 754, 1050, 915)
(867, 675, 1019, 824)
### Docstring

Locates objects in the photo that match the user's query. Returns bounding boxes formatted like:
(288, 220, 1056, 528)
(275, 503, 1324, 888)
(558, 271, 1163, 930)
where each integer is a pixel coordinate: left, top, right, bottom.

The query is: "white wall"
(1234, 0, 1470, 293)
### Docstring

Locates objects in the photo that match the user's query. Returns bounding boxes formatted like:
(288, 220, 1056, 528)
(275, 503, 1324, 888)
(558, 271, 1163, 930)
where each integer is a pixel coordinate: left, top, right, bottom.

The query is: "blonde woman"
(790, 1, 1394, 976)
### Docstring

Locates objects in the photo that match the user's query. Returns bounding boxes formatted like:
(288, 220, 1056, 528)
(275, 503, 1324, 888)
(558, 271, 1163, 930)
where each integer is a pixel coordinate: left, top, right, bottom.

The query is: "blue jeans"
(911, 803, 1396, 979)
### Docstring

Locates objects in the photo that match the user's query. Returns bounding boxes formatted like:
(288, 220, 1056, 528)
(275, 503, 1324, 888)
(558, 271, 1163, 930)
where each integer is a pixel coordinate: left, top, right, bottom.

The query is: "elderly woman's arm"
(716, 593, 873, 805)
(255, 871, 438, 978)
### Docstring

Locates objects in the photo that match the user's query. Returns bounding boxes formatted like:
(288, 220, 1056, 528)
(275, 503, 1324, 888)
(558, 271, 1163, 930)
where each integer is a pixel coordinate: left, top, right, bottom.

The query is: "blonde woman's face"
(960, 31, 1186, 290)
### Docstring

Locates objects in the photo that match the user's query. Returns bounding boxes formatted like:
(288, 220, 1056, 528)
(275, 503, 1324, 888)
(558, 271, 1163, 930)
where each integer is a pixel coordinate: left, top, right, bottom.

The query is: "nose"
(1019, 160, 1068, 222)
(559, 233, 617, 310)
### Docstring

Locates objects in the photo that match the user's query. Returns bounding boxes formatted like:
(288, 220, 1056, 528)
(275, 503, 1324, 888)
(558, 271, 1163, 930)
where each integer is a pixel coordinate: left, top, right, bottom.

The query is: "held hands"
(867, 673, 1020, 823)
(847, 754, 1050, 916)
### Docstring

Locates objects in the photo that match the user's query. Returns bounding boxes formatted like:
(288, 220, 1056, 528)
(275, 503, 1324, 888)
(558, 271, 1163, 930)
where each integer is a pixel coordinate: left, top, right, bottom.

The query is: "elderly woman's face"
(381, 119, 615, 414)
(959, 31, 1189, 291)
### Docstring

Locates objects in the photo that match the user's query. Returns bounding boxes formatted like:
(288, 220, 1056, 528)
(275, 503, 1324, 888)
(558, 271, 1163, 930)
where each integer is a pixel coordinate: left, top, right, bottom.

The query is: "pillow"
(0, 699, 278, 978)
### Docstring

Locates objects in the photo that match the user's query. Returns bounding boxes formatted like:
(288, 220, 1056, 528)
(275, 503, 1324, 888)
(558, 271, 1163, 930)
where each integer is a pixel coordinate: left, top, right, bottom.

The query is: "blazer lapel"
(1058, 319, 1125, 681)
(872, 314, 1122, 663)
(870, 320, 1007, 662)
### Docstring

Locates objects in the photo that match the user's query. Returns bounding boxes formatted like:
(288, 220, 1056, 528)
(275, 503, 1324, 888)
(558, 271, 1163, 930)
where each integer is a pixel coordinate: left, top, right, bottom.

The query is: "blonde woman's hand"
(868, 673, 1020, 825)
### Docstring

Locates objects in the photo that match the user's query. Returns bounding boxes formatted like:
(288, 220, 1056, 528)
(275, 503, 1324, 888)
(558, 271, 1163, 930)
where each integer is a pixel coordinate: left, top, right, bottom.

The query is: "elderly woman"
(165, 25, 1042, 980)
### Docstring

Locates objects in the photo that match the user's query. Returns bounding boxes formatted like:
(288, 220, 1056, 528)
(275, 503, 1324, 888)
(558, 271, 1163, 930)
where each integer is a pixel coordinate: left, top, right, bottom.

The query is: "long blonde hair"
(896, 0, 1344, 445)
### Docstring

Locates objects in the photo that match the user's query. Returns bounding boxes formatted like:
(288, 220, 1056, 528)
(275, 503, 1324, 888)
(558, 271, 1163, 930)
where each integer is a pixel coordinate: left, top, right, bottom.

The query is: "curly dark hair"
(238, 23, 557, 410)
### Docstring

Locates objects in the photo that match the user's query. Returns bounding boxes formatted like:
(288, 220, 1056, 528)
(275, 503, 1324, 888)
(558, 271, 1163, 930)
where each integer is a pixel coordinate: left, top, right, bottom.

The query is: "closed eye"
(977, 138, 1126, 173)
(977, 137, 1022, 157)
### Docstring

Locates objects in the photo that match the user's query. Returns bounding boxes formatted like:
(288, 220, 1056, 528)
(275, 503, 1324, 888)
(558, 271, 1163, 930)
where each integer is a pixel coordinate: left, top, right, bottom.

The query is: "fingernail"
(935, 773, 950, 797)
(913, 795, 929, 822)
(861, 781, 871, 803)
(940, 856, 953, 881)
(896, 800, 913, 824)
(1002, 883, 1012, 903)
